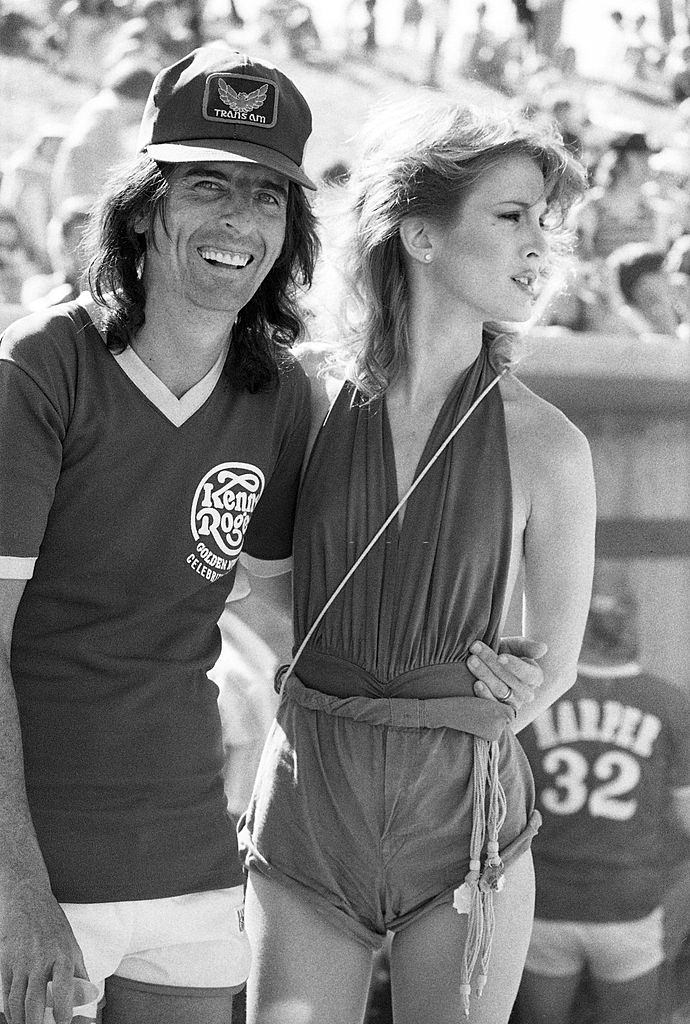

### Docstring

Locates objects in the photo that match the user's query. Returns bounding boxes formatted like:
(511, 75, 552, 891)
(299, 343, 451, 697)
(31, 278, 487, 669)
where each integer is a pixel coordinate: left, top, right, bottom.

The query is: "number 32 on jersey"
(540, 747, 640, 821)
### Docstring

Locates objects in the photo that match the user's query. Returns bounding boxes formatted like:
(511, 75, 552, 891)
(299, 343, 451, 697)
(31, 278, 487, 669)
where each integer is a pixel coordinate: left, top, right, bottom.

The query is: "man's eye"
(500, 211, 521, 222)
(196, 179, 223, 192)
(256, 191, 282, 206)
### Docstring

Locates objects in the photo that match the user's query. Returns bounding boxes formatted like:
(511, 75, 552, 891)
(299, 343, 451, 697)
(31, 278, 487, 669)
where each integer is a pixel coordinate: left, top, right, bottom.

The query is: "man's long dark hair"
(87, 156, 319, 391)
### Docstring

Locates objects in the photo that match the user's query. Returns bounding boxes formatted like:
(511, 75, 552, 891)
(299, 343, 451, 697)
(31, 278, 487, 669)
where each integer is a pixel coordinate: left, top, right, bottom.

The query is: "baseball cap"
(138, 44, 316, 190)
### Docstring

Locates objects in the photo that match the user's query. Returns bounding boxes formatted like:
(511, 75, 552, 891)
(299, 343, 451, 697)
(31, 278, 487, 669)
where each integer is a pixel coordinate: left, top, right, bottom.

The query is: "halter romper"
(239, 349, 540, 961)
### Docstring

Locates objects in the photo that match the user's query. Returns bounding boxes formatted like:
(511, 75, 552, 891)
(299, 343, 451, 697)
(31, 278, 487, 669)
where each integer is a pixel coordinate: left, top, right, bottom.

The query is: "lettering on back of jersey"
(532, 699, 661, 757)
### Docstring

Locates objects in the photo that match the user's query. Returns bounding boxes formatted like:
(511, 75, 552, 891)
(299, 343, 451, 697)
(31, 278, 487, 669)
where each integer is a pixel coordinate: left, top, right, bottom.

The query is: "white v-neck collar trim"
(112, 342, 230, 426)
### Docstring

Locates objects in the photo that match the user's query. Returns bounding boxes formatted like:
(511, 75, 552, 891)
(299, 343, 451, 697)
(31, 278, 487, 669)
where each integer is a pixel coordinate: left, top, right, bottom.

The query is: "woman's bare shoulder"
(499, 372, 592, 481)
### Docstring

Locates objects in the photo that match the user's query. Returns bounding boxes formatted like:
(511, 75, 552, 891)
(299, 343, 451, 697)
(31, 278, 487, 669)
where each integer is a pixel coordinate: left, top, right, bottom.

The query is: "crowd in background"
(0, 3, 688, 1023)
(3, 0, 690, 343)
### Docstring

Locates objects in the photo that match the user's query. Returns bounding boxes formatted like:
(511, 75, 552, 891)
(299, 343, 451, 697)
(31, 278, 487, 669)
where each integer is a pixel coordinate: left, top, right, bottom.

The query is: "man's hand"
(468, 637, 547, 714)
(0, 883, 88, 1024)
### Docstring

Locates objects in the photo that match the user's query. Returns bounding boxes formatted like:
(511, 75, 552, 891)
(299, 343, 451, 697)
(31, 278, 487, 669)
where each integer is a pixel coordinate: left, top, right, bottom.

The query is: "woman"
(239, 99, 596, 1024)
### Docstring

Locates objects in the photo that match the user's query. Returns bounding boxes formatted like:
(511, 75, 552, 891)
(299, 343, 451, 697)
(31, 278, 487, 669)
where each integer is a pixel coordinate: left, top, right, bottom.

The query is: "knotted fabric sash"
(285, 649, 515, 739)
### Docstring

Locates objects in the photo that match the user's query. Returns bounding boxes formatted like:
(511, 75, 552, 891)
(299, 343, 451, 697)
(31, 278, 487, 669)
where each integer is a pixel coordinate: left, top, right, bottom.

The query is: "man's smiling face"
(141, 161, 289, 321)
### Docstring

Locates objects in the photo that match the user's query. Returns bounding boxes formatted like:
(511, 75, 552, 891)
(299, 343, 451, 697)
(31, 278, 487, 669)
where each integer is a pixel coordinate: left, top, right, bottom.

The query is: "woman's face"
(423, 153, 550, 325)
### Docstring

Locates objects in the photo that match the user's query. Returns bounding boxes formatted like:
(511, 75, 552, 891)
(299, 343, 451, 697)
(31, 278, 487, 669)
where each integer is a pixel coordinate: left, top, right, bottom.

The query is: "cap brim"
(143, 138, 316, 190)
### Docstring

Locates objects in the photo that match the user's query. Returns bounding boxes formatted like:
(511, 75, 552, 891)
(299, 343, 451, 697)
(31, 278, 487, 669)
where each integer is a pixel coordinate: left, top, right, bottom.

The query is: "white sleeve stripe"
(239, 553, 292, 578)
(0, 556, 35, 579)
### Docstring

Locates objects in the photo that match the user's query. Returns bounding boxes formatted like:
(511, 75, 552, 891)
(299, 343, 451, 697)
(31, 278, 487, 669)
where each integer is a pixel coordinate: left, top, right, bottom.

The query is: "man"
(0, 42, 544, 1024)
(516, 591, 690, 1024)
(0, 44, 319, 1024)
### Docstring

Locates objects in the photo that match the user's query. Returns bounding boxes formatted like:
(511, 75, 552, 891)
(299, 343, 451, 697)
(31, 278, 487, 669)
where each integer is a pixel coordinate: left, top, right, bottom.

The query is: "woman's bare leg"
(244, 869, 375, 1024)
(390, 852, 535, 1024)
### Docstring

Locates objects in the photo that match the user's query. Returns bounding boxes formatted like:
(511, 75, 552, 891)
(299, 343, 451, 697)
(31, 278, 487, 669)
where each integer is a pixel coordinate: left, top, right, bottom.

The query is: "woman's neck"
(397, 290, 484, 404)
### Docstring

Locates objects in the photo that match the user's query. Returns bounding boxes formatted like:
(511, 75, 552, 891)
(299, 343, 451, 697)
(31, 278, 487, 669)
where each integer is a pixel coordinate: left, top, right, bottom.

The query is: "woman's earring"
(424, 253, 432, 262)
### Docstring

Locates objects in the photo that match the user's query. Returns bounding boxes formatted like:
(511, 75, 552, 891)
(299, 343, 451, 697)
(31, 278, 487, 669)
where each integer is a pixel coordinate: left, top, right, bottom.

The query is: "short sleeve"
(0, 316, 71, 575)
(241, 367, 310, 564)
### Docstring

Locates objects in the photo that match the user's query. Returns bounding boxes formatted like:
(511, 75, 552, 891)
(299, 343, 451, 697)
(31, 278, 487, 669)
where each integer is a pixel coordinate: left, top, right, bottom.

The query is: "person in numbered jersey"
(517, 591, 690, 1024)
(238, 98, 596, 1024)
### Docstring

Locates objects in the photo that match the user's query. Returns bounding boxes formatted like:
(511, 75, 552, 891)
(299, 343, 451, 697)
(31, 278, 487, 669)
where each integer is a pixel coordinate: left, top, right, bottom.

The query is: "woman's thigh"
(389, 851, 535, 1024)
(244, 869, 375, 1024)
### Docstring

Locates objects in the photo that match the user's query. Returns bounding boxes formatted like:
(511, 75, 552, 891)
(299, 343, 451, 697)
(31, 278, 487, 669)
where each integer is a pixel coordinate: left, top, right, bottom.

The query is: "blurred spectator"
(538, 258, 630, 336)
(511, 0, 536, 44)
(575, 131, 673, 261)
(649, 144, 690, 238)
(667, 34, 690, 103)
(257, 0, 322, 61)
(533, 0, 565, 59)
(107, 0, 194, 71)
(20, 197, 92, 312)
(400, 0, 425, 49)
(626, 13, 667, 83)
(0, 207, 40, 305)
(547, 92, 588, 160)
(516, 591, 690, 1024)
(0, 8, 42, 56)
(0, 127, 66, 272)
(460, 3, 527, 94)
(52, 0, 123, 83)
(425, 0, 451, 85)
(460, 3, 499, 84)
(608, 242, 685, 339)
(665, 233, 690, 326)
(51, 61, 155, 210)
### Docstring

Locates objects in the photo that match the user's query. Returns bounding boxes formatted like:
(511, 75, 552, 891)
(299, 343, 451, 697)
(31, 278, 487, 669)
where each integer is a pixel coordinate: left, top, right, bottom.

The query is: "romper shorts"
(240, 667, 541, 950)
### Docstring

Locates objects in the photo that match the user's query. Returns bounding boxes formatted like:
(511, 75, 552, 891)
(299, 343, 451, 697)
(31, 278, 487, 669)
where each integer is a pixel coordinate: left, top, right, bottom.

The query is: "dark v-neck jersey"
(292, 347, 513, 698)
(0, 301, 310, 901)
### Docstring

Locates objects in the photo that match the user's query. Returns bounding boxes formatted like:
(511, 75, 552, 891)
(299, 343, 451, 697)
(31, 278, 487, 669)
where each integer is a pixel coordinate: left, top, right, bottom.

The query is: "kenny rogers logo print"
(188, 463, 264, 582)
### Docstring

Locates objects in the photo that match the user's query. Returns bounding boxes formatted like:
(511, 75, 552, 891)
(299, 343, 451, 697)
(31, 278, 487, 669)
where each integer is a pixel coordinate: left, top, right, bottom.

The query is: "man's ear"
(133, 211, 151, 235)
(399, 216, 435, 265)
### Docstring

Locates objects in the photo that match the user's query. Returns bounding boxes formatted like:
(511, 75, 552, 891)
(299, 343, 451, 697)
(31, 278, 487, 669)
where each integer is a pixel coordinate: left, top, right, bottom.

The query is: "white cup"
(44, 978, 100, 1023)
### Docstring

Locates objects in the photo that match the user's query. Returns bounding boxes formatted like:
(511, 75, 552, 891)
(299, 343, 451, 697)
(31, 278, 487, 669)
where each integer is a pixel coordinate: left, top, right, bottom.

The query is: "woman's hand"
(468, 637, 547, 715)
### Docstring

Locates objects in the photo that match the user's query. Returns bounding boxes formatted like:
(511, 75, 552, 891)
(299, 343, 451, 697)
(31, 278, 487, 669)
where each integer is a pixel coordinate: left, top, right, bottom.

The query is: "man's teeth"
(514, 276, 532, 287)
(199, 248, 252, 267)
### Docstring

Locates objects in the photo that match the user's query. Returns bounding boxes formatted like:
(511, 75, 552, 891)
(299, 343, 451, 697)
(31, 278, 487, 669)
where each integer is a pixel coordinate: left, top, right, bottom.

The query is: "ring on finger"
(498, 684, 515, 705)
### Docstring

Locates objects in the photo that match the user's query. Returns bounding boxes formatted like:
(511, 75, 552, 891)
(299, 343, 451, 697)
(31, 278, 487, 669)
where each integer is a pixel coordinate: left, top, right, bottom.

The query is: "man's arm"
(225, 563, 294, 669)
(0, 579, 87, 1024)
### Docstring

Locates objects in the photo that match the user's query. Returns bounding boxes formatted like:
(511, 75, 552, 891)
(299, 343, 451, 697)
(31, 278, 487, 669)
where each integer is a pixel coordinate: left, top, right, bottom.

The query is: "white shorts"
(524, 906, 665, 983)
(1, 885, 250, 1020)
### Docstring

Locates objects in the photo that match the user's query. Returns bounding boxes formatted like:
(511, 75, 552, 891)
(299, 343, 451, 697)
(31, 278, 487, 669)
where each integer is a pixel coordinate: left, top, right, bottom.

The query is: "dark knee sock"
(102, 975, 241, 1024)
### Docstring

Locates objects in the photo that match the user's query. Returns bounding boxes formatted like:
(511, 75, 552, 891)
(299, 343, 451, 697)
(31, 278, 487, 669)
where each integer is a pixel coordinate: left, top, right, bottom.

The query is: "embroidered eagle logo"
(217, 79, 269, 114)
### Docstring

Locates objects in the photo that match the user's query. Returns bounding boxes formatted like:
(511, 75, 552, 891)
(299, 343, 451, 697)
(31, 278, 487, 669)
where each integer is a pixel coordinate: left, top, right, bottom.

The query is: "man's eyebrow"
(180, 167, 288, 198)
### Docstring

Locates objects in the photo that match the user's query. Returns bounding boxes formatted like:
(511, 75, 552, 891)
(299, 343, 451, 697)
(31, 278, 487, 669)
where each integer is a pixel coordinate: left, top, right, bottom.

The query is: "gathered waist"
(281, 673, 514, 743)
(296, 647, 492, 698)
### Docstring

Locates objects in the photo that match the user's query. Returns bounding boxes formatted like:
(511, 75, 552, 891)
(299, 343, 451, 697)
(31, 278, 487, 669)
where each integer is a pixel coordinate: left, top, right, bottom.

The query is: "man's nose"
(220, 191, 253, 229)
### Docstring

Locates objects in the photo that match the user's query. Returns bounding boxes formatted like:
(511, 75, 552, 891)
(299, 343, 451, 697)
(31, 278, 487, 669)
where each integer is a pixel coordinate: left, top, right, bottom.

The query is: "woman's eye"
(500, 211, 521, 222)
